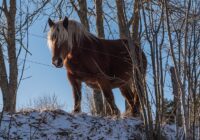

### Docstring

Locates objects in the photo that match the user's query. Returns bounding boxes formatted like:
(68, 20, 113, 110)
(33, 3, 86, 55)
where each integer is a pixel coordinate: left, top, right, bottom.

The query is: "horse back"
(99, 39, 133, 83)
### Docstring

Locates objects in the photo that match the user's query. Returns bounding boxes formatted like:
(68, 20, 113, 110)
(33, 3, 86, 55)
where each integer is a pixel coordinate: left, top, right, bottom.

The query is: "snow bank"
(0, 110, 178, 140)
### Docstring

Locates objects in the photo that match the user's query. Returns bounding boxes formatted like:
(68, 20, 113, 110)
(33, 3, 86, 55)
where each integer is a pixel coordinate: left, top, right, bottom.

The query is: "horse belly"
(109, 63, 133, 87)
(85, 81, 100, 89)
(72, 72, 100, 89)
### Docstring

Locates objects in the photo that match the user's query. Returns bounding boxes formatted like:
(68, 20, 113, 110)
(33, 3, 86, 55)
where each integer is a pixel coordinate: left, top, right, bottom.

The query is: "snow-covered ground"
(0, 110, 180, 140)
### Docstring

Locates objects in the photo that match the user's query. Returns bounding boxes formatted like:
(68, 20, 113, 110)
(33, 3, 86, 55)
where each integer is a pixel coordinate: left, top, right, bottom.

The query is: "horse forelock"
(47, 19, 94, 52)
(47, 21, 68, 51)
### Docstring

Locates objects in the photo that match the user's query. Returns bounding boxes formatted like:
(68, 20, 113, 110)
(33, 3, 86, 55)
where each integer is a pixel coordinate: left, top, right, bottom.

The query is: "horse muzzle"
(52, 57, 63, 68)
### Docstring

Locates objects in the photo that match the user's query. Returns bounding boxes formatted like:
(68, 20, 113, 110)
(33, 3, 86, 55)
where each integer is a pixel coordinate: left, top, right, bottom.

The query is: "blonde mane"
(47, 19, 94, 51)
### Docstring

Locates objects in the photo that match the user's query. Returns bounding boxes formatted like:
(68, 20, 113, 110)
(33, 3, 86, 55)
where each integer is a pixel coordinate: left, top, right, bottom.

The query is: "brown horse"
(47, 17, 147, 116)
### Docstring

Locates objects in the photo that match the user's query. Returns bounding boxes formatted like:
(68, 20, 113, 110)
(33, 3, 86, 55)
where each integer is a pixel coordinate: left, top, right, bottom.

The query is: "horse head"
(47, 17, 68, 68)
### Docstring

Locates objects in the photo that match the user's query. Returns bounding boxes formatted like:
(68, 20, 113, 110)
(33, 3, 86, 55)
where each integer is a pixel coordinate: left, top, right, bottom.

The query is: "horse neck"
(73, 34, 99, 50)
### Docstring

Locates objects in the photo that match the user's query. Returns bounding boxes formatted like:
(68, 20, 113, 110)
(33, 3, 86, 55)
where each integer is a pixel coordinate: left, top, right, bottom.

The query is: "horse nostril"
(58, 58, 62, 64)
(52, 58, 63, 68)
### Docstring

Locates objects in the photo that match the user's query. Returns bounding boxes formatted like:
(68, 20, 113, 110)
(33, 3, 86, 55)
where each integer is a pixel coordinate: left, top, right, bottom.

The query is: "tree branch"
(2, 0, 8, 15)
(70, 0, 80, 14)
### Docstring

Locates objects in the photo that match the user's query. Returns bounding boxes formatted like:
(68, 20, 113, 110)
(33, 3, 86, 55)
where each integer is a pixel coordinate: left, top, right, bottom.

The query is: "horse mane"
(48, 19, 97, 51)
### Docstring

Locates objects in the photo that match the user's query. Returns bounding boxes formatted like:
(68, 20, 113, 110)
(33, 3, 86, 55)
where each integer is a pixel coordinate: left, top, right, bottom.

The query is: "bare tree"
(170, 67, 182, 138)
(115, 1, 154, 139)
(0, 0, 48, 112)
(92, 0, 106, 116)
(0, 0, 18, 113)
(141, 0, 200, 138)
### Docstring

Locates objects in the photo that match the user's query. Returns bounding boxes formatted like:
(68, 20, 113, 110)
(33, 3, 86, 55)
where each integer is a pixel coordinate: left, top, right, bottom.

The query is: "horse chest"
(65, 57, 81, 74)
(65, 57, 100, 85)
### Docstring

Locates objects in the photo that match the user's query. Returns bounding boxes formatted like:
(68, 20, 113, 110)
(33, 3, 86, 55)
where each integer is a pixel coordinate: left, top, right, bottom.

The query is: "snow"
(0, 110, 179, 140)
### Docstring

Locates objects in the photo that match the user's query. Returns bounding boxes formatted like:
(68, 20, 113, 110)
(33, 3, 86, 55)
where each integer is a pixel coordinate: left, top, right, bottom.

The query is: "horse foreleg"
(98, 80, 120, 116)
(67, 73, 82, 113)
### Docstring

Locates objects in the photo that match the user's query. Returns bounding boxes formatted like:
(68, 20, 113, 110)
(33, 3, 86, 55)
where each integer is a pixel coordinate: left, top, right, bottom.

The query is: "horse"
(47, 17, 147, 116)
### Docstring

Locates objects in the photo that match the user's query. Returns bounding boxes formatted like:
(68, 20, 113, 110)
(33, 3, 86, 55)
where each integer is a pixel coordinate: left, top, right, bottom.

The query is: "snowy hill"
(0, 110, 178, 140)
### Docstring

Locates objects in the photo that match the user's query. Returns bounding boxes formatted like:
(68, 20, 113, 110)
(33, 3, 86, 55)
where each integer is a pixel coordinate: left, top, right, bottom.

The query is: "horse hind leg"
(98, 80, 120, 116)
(133, 87, 141, 116)
(120, 84, 140, 117)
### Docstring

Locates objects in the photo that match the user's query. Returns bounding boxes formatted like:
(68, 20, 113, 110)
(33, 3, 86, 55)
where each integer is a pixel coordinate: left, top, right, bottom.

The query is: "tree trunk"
(115, 0, 130, 111)
(95, 0, 105, 38)
(70, 0, 89, 31)
(170, 67, 182, 139)
(132, 0, 140, 42)
(94, 0, 111, 116)
(116, 0, 127, 38)
(0, 0, 17, 113)
(78, 0, 89, 31)
(164, 0, 189, 138)
(93, 0, 104, 115)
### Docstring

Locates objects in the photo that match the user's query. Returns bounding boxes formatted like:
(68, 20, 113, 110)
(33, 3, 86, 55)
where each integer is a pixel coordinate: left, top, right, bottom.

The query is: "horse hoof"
(122, 111, 134, 118)
(72, 109, 81, 114)
(112, 109, 120, 117)
(122, 109, 141, 118)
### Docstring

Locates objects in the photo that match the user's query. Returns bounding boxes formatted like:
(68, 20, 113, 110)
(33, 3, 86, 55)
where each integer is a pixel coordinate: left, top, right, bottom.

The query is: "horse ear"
(63, 16, 68, 30)
(48, 18, 54, 27)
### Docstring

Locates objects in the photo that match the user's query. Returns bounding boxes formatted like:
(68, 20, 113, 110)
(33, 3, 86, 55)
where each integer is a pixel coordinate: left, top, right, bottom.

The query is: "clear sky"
(0, 13, 125, 113)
